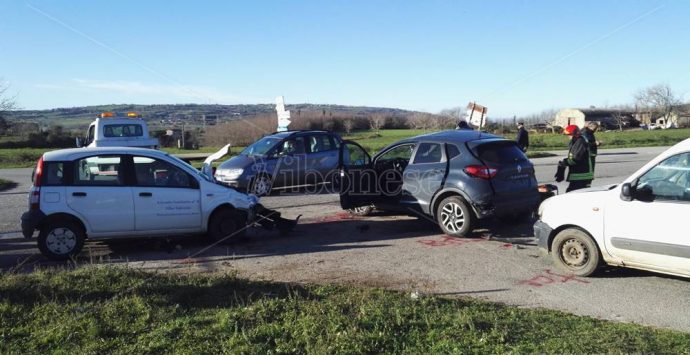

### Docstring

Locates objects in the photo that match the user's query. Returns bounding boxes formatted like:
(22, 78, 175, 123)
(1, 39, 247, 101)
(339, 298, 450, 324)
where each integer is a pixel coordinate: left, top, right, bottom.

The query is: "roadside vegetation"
(1, 267, 688, 353)
(0, 148, 45, 168)
(1, 128, 688, 168)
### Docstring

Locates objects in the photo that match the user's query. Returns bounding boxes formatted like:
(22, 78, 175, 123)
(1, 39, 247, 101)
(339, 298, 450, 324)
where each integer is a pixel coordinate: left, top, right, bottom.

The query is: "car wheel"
(551, 228, 601, 277)
(436, 196, 474, 237)
(347, 205, 373, 216)
(250, 175, 273, 196)
(207, 209, 243, 243)
(37, 219, 85, 261)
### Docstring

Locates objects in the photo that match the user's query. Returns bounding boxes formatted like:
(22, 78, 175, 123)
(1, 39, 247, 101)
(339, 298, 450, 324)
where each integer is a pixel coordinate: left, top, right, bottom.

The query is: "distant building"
(553, 108, 637, 130)
(203, 114, 218, 126)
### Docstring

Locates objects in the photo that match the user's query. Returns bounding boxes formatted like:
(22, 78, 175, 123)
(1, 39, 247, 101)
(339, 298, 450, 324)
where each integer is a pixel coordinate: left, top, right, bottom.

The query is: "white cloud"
(35, 79, 266, 104)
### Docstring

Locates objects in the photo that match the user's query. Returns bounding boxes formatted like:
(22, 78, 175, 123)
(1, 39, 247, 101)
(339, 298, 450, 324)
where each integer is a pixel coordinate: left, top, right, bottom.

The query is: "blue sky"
(1, 0, 688, 117)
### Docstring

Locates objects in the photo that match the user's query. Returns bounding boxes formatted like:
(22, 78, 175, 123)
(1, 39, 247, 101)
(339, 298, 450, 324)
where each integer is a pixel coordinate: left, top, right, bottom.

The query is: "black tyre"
(37, 219, 85, 261)
(250, 175, 273, 196)
(551, 228, 601, 277)
(347, 205, 373, 216)
(207, 209, 242, 243)
(436, 196, 474, 237)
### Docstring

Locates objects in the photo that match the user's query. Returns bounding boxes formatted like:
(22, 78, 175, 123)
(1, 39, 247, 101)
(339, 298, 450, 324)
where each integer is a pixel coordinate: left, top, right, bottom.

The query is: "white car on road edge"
(535, 138, 690, 278)
(20, 146, 295, 260)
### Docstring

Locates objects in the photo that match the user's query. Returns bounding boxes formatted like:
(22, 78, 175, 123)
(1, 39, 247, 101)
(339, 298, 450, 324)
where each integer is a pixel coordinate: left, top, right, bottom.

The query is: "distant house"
(203, 114, 218, 126)
(553, 108, 637, 130)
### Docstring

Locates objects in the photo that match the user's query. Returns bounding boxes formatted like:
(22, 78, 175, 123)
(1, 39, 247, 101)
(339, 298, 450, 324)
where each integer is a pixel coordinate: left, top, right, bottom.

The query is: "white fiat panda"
(535, 138, 690, 278)
(21, 146, 260, 260)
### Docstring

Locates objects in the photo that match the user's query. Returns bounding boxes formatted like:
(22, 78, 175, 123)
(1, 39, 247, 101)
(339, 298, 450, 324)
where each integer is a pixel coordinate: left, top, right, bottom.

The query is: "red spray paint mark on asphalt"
(517, 269, 590, 287)
(417, 236, 486, 247)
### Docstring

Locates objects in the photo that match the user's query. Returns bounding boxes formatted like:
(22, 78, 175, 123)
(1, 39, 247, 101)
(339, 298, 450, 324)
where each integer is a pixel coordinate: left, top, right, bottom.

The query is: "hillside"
(6, 103, 415, 129)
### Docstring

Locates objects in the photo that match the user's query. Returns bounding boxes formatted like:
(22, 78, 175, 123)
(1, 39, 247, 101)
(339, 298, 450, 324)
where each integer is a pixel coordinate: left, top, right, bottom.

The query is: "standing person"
(516, 121, 529, 152)
(581, 121, 601, 172)
(556, 125, 593, 192)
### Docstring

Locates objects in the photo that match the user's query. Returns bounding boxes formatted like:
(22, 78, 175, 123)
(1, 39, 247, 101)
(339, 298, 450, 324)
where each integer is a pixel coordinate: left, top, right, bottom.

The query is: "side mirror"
(75, 137, 83, 148)
(620, 183, 633, 201)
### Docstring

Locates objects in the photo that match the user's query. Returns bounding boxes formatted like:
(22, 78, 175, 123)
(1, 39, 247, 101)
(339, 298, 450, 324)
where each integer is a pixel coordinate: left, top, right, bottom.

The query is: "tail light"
(464, 165, 497, 179)
(30, 157, 43, 210)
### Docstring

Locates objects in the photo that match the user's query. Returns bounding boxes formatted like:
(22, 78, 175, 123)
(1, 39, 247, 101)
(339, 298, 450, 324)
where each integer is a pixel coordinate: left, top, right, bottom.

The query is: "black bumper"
(533, 219, 553, 252)
(20, 210, 46, 239)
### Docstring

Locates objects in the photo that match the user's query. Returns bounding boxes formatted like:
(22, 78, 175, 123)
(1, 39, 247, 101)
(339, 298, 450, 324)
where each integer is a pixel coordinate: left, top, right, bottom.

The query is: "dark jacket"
(516, 127, 529, 151)
(581, 127, 598, 156)
(563, 135, 593, 182)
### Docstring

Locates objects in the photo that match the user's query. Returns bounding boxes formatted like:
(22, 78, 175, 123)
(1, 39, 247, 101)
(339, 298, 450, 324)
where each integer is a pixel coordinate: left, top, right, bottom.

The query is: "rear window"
(103, 124, 143, 137)
(43, 162, 65, 186)
(471, 141, 527, 164)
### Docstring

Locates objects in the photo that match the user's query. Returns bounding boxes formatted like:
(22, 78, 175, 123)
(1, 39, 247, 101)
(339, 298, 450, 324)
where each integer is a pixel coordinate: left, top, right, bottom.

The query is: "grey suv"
(215, 130, 342, 195)
(339, 130, 540, 236)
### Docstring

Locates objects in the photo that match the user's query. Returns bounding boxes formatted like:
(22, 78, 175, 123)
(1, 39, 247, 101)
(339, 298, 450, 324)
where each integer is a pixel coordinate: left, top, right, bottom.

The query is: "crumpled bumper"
(533, 219, 553, 252)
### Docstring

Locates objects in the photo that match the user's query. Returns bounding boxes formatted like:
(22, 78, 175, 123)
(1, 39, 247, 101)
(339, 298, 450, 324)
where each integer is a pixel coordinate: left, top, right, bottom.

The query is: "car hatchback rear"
(465, 138, 540, 217)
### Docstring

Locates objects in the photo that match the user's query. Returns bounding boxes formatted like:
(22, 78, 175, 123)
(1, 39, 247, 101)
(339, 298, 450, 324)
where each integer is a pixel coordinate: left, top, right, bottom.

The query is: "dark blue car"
(215, 130, 342, 195)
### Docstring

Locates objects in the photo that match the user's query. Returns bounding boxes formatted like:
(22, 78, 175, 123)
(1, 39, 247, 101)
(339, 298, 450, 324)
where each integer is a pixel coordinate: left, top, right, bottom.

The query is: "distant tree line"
(202, 110, 457, 147)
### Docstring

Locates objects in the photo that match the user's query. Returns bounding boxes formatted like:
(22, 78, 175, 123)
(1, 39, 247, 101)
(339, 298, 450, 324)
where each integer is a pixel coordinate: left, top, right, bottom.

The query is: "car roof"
(665, 137, 690, 155)
(395, 129, 502, 144)
(42, 147, 169, 161)
(266, 130, 334, 138)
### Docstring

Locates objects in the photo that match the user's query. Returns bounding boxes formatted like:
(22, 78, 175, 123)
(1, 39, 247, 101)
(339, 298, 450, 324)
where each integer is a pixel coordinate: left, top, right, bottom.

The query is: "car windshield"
(240, 137, 281, 156)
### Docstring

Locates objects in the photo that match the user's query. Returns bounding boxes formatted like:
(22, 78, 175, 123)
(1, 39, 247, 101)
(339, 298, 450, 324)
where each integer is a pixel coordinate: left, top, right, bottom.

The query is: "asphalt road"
(1, 145, 689, 332)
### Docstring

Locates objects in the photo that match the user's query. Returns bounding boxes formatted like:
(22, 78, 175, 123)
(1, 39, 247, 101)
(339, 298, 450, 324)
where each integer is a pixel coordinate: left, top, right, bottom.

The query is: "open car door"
(338, 140, 377, 209)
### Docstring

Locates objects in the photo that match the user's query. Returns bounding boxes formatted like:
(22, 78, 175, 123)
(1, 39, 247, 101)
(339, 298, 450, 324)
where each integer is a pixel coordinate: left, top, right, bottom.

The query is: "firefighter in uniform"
(557, 124, 594, 192)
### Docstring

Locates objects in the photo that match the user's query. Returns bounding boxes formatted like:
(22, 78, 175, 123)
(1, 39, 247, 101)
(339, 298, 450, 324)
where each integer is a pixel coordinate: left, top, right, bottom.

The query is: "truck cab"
(77, 112, 159, 149)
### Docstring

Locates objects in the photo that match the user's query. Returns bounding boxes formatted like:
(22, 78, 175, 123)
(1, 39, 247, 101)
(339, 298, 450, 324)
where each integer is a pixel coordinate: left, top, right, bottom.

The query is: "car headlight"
(217, 168, 243, 180)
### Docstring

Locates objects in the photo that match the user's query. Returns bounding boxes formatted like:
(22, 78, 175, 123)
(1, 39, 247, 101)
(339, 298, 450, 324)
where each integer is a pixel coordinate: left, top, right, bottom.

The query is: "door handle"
(72, 192, 87, 197)
(139, 192, 153, 197)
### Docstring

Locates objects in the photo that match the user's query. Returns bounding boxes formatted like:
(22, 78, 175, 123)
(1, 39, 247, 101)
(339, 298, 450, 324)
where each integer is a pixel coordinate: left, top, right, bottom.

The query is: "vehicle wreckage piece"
(253, 204, 301, 235)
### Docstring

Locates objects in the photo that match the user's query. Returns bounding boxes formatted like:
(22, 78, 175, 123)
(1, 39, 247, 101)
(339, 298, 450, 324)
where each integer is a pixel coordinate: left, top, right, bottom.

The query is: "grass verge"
(0, 148, 45, 169)
(1, 267, 688, 353)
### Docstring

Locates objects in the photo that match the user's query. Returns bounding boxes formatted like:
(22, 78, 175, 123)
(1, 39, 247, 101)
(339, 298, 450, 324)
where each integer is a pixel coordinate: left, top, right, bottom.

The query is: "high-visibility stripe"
(568, 172, 594, 180)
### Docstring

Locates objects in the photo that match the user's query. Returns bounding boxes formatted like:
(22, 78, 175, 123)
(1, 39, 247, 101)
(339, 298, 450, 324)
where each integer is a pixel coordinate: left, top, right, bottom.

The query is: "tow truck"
(76, 112, 160, 149)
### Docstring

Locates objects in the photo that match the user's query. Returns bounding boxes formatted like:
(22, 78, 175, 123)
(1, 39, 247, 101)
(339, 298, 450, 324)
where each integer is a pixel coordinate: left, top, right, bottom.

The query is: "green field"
(1, 267, 688, 353)
(344, 128, 690, 152)
(0, 148, 46, 169)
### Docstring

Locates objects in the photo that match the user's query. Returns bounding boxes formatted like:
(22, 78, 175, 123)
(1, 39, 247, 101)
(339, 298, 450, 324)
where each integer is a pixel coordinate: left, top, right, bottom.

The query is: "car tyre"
(347, 205, 373, 216)
(436, 196, 474, 237)
(250, 174, 273, 196)
(207, 209, 244, 243)
(37, 219, 85, 261)
(551, 228, 601, 277)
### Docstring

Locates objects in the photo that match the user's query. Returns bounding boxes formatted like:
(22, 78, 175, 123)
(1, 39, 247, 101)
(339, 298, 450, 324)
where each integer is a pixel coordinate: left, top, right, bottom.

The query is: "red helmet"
(563, 124, 580, 136)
